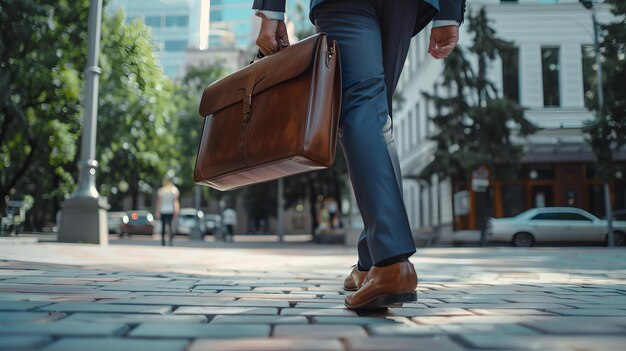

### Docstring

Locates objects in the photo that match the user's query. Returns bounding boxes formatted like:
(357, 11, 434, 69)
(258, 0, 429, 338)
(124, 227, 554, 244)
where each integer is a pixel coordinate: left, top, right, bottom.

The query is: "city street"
(1, 241, 625, 350)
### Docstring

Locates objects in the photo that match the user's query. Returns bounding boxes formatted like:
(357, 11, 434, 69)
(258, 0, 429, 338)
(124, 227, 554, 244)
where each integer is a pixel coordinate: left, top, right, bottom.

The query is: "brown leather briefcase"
(194, 33, 341, 191)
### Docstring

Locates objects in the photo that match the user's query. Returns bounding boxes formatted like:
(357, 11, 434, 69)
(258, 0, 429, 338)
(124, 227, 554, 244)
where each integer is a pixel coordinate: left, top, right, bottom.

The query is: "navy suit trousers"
(313, 0, 420, 268)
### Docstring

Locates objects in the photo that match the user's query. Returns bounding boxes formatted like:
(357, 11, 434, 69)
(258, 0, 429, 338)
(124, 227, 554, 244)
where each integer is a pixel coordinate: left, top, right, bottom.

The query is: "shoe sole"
(345, 291, 417, 310)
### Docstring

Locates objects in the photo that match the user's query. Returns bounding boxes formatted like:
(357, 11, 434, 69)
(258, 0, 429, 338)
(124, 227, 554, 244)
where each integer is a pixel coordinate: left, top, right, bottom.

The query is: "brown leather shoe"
(343, 266, 368, 291)
(345, 261, 417, 310)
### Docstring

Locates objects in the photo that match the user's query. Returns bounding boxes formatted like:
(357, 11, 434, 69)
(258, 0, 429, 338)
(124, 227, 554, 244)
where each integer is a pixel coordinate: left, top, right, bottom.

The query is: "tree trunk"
(0, 141, 37, 209)
(604, 181, 615, 246)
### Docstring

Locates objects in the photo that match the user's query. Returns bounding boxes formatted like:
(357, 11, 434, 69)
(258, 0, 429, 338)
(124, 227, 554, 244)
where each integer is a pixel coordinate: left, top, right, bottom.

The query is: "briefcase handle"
(249, 39, 289, 64)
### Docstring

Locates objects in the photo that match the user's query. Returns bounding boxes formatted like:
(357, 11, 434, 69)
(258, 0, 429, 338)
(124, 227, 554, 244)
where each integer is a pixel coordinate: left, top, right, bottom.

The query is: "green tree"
(0, 1, 180, 227)
(583, 0, 626, 184)
(582, 0, 625, 245)
(419, 7, 536, 242)
(0, 0, 89, 224)
(96, 12, 179, 210)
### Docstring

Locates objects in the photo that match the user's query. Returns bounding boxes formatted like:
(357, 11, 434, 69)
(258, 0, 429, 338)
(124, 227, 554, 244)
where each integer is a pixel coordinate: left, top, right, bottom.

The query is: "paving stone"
(345, 336, 466, 351)
(38, 303, 172, 314)
(0, 321, 128, 336)
(0, 301, 52, 311)
(368, 323, 442, 336)
(130, 323, 271, 338)
(388, 308, 474, 317)
(412, 315, 531, 325)
(96, 297, 232, 305)
(437, 323, 539, 335)
(61, 313, 208, 323)
(273, 324, 367, 338)
(43, 338, 188, 351)
(312, 316, 400, 325)
(457, 334, 626, 350)
(214, 293, 315, 300)
(193, 285, 252, 291)
(546, 308, 626, 316)
(400, 303, 430, 308)
(280, 308, 357, 316)
(428, 303, 572, 310)
(501, 295, 582, 303)
(521, 317, 626, 334)
(174, 306, 278, 315)
(0, 336, 53, 350)
(294, 303, 347, 309)
(3, 277, 80, 285)
(223, 300, 290, 308)
(0, 283, 97, 294)
(210, 315, 307, 324)
(469, 308, 555, 316)
(0, 311, 65, 324)
(252, 287, 306, 292)
(188, 338, 343, 351)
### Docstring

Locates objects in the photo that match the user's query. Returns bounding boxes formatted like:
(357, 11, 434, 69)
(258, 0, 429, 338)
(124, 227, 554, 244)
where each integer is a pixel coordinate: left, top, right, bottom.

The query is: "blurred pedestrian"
(155, 176, 180, 246)
(317, 203, 330, 233)
(222, 206, 237, 243)
(325, 197, 338, 229)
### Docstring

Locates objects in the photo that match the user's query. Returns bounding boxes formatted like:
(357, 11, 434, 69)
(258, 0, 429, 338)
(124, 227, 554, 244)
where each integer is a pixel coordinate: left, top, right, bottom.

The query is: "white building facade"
(393, 0, 619, 240)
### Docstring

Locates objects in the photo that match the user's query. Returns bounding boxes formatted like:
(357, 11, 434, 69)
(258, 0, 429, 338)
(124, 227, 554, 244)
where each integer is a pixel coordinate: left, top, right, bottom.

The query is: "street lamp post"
(580, 0, 614, 246)
(58, 0, 108, 245)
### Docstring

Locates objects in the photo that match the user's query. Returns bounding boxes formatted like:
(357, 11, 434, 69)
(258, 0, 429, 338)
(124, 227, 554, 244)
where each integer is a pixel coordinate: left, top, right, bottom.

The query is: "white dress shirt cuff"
(255, 10, 285, 21)
(432, 20, 461, 27)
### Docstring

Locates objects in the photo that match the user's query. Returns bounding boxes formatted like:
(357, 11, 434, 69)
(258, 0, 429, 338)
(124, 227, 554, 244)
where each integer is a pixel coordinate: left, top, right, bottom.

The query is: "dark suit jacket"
(252, 0, 466, 36)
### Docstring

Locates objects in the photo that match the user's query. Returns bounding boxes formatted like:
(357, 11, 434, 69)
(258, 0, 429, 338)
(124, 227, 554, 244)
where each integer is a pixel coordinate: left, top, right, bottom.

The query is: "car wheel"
(512, 232, 534, 247)
(613, 231, 626, 246)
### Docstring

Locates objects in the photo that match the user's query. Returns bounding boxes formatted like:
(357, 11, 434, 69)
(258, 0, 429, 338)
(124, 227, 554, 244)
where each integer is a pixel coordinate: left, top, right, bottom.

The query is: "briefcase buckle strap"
(242, 94, 252, 117)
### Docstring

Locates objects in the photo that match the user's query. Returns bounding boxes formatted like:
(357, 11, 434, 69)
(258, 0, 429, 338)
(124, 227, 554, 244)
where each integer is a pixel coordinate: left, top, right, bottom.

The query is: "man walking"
(253, 0, 465, 309)
(221, 206, 237, 243)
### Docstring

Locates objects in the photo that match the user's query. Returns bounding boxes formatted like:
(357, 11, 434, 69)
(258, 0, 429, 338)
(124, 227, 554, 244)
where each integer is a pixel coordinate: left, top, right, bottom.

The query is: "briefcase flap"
(198, 33, 324, 117)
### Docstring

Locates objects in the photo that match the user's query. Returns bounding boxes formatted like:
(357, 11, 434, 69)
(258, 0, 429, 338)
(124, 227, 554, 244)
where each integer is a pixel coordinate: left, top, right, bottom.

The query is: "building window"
(581, 44, 596, 109)
(541, 47, 561, 107)
(211, 12, 223, 22)
(145, 15, 161, 28)
(165, 15, 189, 28)
(164, 40, 187, 52)
(501, 47, 520, 103)
(408, 111, 414, 148)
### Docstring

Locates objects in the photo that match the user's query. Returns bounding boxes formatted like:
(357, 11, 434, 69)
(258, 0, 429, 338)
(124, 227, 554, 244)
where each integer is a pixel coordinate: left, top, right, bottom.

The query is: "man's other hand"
(428, 25, 459, 60)
(255, 13, 290, 57)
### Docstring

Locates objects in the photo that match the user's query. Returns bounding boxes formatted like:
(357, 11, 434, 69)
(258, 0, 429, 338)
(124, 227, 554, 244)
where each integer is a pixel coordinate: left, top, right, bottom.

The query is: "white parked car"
(487, 207, 626, 247)
(176, 208, 206, 237)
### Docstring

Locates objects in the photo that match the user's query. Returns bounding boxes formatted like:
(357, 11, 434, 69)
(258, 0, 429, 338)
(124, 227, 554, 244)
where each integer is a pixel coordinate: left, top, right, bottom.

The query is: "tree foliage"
(419, 7, 536, 183)
(0, 1, 182, 226)
(97, 12, 180, 210)
(0, 0, 90, 221)
(583, 0, 626, 181)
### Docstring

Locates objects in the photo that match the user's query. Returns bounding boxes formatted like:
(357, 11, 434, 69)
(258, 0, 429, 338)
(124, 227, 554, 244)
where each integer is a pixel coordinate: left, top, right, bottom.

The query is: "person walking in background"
(155, 175, 180, 246)
(221, 206, 237, 243)
(253, 0, 464, 310)
(325, 197, 338, 229)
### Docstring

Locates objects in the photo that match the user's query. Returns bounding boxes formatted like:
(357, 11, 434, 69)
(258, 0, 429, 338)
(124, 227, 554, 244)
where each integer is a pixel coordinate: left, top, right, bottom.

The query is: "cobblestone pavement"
(0, 242, 625, 351)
